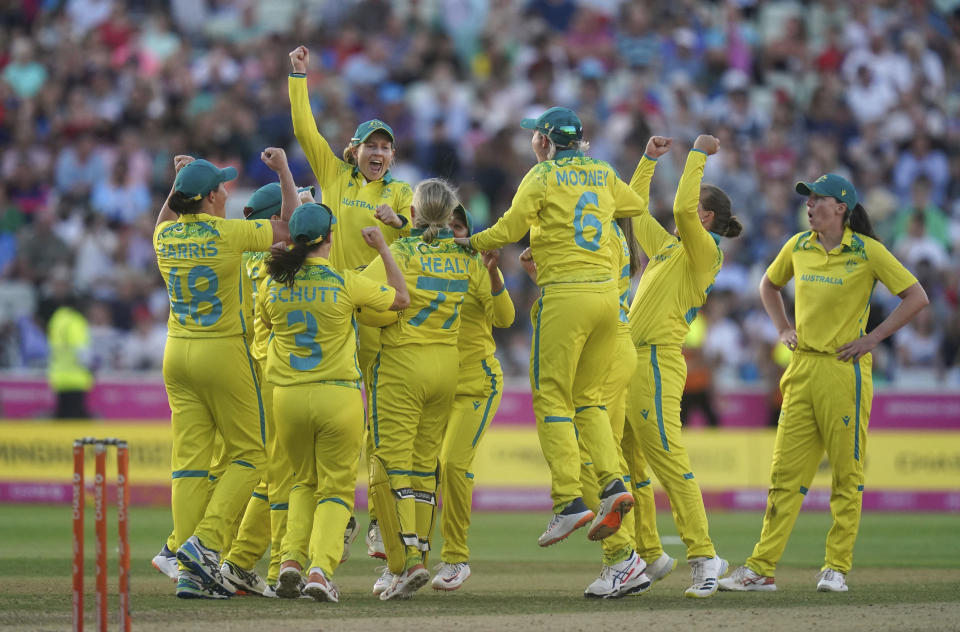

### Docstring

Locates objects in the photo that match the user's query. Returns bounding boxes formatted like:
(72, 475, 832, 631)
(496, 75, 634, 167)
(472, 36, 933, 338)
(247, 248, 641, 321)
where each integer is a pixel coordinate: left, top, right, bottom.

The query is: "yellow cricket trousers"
(274, 382, 364, 578)
(164, 336, 266, 553)
(371, 342, 458, 563)
(580, 326, 638, 565)
(625, 344, 716, 560)
(224, 359, 294, 583)
(747, 352, 872, 576)
(439, 355, 503, 563)
(531, 281, 623, 513)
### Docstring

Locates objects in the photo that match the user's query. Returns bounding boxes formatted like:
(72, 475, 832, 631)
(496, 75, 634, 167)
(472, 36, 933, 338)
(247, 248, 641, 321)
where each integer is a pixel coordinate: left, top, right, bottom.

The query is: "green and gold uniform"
(363, 229, 481, 564)
(438, 258, 514, 564)
(746, 227, 916, 576)
(154, 212, 272, 554)
(222, 251, 294, 584)
(623, 150, 724, 563)
(261, 257, 396, 578)
(579, 220, 640, 565)
(289, 74, 412, 387)
(469, 149, 648, 513)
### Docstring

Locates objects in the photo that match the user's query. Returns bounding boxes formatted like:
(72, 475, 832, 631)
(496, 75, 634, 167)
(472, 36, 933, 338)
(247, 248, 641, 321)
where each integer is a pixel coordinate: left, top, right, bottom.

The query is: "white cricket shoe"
(685, 556, 727, 598)
(304, 567, 340, 602)
(220, 560, 270, 596)
(587, 479, 635, 541)
(276, 561, 304, 599)
(380, 564, 430, 601)
(366, 521, 386, 559)
(718, 565, 778, 591)
(816, 568, 848, 592)
(431, 562, 471, 591)
(584, 551, 652, 599)
(341, 515, 360, 564)
(538, 497, 595, 547)
(372, 567, 395, 596)
(644, 552, 677, 583)
(151, 544, 178, 581)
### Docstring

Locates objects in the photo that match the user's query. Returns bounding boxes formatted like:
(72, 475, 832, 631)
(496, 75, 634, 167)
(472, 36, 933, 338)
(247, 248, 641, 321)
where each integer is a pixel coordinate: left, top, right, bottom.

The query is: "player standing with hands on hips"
(720, 174, 928, 593)
(457, 107, 652, 556)
(620, 134, 738, 598)
(154, 152, 290, 599)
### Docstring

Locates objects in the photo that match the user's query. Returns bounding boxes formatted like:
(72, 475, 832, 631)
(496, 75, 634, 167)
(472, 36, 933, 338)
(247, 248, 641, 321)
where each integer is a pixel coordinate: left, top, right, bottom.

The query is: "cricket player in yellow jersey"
(721, 174, 928, 593)
(622, 135, 740, 598)
(431, 205, 514, 592)
(459, 107, 648, 550)
(263, 202, 408, 602)
(520, 215, 652, 599)
(219, 173, 317, 596)
(361, 179, 482, 601)
(288, 44, 413, 555)
(154, 153, 291, 599)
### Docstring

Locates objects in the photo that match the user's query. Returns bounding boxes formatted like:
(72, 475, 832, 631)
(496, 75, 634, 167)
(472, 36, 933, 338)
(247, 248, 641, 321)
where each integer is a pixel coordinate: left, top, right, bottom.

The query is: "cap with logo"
(520, 107, 583, 147)
(795, 174, 858, 209)
(244, 183, 317, 220)
(351, 119, 395, 146)
(174, 159, 238, 200)
(289, 202, 337, 246)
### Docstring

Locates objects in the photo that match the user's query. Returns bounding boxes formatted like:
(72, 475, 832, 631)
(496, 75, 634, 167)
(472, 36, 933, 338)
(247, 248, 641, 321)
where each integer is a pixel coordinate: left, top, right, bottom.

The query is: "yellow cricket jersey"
(259, 256, 396, 387)
(610, 221, 631, 327)
(767, 226, 917, 354)
(457, 256, 515, 365)
(469, 150, 647, 285)
(242, 251, 270, 360)
(628, 151, 723, 346)
(289, 74, 413, 272)
(155, 213, 272, 338)
(362, 229, 480, 347)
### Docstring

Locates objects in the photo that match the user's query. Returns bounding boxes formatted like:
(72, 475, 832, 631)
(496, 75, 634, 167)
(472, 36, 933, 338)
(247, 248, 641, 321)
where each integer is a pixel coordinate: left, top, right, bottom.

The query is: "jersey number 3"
(287, 310, 323, 371)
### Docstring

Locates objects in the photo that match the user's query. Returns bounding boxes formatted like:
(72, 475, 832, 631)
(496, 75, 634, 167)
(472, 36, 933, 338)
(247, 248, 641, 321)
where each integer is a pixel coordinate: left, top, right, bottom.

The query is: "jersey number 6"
(573, 191, 602, 252)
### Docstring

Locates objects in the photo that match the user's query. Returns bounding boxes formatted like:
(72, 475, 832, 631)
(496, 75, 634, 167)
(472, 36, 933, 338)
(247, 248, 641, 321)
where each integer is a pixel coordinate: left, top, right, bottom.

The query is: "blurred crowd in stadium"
(1, 0, 958, 393)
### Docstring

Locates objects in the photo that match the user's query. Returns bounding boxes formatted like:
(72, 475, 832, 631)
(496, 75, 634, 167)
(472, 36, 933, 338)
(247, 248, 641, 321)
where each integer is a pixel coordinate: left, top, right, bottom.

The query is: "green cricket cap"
(289, 202, 336, 245)
(351, 119, 395, 145)
(454, 204, 474, 235)
(244, 183, 316, 220)
(520, 107, 583, 147)
(174, 159, 237, 199)
(795, 174, 858, 209)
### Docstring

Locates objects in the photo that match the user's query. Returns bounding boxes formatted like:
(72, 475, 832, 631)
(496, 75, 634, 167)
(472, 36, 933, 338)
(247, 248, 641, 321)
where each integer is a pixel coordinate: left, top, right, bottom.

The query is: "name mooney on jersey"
(555, 168, 609, 188)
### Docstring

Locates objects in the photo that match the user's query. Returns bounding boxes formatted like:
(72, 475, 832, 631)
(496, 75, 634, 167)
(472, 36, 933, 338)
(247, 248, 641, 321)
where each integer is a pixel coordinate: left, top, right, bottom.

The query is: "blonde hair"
(413, 178, 458, 242)
(545, 136, 591, 160)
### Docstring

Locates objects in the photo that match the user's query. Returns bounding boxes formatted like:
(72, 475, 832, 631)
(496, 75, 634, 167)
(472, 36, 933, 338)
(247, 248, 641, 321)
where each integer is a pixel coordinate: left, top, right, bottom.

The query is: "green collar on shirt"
(352, 166, 394, 185)
(709, 231, 721, 245)
(552, 148, 584, 160)
(410, 227, 454, 238)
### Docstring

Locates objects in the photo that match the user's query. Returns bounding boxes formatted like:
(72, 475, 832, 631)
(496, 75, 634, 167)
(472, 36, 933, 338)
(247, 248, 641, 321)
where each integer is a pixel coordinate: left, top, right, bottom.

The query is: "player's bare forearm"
(759, 274, 795, 347)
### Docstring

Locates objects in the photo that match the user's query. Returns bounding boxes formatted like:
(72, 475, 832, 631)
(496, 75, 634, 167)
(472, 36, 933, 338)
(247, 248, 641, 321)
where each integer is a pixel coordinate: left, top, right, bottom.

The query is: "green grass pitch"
(0, 504, 958, 631)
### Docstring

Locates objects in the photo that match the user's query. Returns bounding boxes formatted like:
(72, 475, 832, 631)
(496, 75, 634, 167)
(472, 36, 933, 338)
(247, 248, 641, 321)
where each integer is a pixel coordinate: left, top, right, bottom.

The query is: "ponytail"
(412, 178, 458, 244)
(267, 240, 310, 287)
(168, 191, 204, 215)
(846, 203, 878, 241)
(701, 184, 742, 238)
